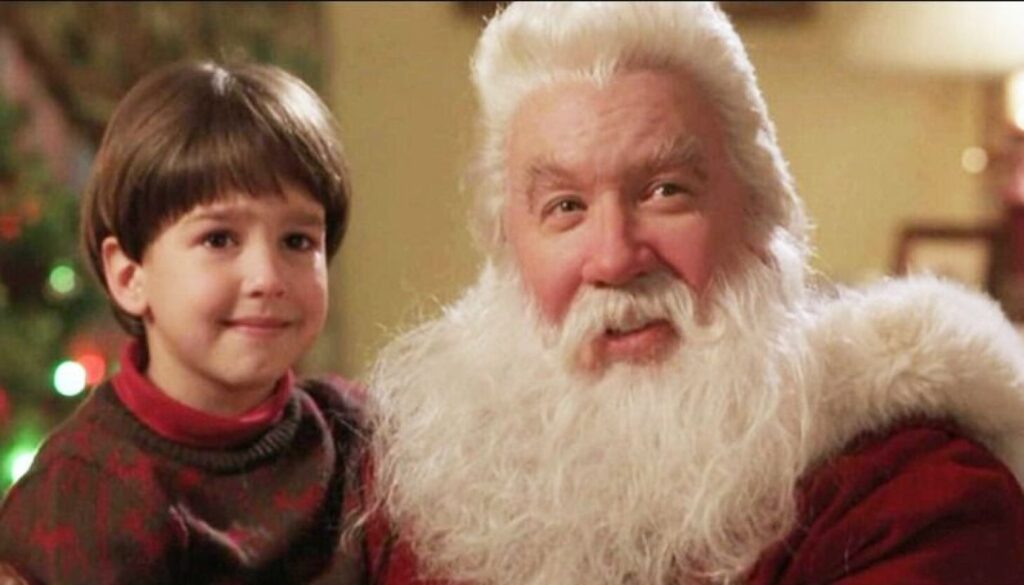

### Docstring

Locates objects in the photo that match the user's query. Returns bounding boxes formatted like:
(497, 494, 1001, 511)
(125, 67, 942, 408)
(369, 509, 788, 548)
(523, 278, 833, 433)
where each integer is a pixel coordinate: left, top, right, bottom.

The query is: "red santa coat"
(749, 421, 1024, 584)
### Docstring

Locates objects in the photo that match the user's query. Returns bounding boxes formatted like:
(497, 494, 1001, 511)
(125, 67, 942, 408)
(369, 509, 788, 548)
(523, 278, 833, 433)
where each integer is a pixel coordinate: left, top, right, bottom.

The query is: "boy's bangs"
(129, 113, 324, 251)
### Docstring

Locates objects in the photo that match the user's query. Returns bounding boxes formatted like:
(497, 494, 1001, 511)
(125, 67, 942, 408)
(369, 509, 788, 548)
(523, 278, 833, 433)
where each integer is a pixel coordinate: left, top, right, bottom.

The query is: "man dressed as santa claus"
(363, 2, 1024, 583)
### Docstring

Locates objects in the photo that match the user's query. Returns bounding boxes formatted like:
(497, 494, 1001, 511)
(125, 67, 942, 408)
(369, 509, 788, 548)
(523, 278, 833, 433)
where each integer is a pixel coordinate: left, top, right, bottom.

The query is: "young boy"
(0, 61, 366, 584)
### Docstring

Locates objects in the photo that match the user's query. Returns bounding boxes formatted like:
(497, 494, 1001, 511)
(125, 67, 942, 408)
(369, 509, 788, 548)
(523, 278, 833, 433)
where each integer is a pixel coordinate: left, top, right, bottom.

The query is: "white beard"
(370, 240, 821, 585)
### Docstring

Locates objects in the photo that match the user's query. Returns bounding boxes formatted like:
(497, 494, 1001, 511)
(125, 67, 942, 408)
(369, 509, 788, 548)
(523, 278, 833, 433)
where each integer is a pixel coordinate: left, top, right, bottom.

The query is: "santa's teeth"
(608, 324, 642, 336)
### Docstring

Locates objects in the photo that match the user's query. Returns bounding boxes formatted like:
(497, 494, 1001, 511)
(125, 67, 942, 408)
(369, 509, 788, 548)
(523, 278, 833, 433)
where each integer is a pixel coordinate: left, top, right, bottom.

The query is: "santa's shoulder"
(751, 419, 1024, 583)
(803, 275, 1024, 482)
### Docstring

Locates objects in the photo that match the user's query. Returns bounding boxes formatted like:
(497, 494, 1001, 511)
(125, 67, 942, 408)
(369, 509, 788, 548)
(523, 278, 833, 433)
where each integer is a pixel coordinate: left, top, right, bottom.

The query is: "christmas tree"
(0, 2, 326, 499)
(0, 93, 115, 496)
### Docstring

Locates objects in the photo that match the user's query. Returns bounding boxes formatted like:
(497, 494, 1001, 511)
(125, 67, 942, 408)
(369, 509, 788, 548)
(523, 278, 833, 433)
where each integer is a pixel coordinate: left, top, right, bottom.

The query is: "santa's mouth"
(604, 316, 673, 337)
(597, 319, 677, 360)
(606, 324, 650, 337)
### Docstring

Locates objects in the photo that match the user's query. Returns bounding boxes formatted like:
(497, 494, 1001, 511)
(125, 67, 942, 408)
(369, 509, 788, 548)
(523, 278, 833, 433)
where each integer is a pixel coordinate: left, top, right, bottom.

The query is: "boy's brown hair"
(80, 60, 351, 337)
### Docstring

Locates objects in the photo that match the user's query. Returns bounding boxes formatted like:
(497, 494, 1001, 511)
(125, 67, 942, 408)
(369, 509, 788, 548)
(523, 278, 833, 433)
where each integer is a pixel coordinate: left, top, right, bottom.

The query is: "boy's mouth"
(223, 316, 291, 332)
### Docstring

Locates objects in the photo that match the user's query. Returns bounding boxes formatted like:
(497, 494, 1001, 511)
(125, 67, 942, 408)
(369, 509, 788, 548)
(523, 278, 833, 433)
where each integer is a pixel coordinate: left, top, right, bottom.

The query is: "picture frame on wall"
(893, 222, 998, 291)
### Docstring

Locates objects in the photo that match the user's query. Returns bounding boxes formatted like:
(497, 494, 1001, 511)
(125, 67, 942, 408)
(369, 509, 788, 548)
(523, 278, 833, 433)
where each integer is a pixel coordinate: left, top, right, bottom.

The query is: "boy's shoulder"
(3, 383, 158, 511)
(27, 383, 122, 468)
(295, 373, 367, 426)
(293, 374, 368, 477)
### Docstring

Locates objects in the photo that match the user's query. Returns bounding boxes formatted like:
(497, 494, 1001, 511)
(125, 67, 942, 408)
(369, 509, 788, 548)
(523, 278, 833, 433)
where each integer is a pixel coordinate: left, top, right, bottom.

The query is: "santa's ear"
(100, 236, 147, 317)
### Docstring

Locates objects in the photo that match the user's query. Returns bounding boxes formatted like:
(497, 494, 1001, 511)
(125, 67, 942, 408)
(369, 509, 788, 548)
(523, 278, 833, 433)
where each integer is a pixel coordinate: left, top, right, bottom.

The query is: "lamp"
(843, 1, 1024, 317)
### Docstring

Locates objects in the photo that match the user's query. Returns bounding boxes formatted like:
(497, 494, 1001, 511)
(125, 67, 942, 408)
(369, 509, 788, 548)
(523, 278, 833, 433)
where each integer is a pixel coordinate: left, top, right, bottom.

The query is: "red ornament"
(0, 387, 10, 429)
(0, 214, 20, 241)
(20, 198, 41, 224)
(67, 336, 99, 359)
(76, 352, 106, 386)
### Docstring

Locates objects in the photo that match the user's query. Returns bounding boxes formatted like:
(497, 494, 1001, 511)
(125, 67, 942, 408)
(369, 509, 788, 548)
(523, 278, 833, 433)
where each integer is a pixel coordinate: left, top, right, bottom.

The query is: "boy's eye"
(203, 231, 236, 248)
(284, 232, 318, 251)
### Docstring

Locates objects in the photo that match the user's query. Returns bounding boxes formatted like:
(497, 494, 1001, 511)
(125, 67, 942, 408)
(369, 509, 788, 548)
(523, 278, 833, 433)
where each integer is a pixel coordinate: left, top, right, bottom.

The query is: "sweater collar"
(111, 341, 295, 448)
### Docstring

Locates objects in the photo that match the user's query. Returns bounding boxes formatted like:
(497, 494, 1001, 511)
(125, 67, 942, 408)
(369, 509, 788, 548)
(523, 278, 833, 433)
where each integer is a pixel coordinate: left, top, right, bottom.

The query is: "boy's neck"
(111, 341, 295, 448)
(137, 336, 284, 417)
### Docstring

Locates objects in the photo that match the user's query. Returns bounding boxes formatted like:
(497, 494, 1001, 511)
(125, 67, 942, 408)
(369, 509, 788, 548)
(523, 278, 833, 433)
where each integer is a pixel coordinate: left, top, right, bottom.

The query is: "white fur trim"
(808, 275, 1024, 483)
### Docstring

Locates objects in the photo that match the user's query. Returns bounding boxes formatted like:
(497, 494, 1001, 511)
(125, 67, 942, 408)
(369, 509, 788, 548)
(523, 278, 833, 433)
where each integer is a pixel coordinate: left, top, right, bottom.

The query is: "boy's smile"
(222, 315, 292, 336)
(103, 185, 329, 416)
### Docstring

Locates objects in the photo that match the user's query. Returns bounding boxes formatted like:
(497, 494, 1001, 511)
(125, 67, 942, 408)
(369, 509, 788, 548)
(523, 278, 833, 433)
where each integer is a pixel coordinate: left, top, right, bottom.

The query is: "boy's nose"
(243, 246, 287, 298)
(580, 202, 658, 287)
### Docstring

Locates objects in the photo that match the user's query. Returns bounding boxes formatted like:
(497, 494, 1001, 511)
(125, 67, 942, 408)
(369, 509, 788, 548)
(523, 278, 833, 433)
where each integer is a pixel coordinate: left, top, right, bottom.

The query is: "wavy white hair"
(470, 1, 808, 268)
(369, 4, 826, 583)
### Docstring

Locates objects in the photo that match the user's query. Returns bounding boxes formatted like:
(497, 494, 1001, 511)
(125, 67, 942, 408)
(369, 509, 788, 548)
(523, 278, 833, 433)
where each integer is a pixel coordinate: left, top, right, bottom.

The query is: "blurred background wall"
(319, 2, 482, 377)
(321, 2, 995, 377)
(2, 1, 1020, 494)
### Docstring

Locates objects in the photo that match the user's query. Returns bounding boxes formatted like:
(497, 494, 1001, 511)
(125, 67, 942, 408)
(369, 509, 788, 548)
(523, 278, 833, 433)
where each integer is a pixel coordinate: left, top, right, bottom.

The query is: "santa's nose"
(581, 203, 657, 287)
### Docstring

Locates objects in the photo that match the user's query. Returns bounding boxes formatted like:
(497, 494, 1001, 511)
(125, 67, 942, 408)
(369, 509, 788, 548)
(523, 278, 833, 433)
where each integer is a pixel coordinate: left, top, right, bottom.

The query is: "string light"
(53, 360, 86, 397)
(47, 264, 78, 297)
(76, 352, 106, 386)
(4, 443, 39, 486)
(10, 450, 35, 484)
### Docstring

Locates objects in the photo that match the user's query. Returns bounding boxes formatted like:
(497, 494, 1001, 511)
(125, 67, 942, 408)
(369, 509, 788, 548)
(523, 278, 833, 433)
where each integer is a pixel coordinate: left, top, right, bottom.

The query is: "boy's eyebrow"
(181, 207, 326, 227)
(180, 208, 239, 225)
(286, 211, 327, 228)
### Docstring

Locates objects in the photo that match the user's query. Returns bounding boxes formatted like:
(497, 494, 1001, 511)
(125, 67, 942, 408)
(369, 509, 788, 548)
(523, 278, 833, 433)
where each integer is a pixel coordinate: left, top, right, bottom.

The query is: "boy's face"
(103, 185, 329, 415)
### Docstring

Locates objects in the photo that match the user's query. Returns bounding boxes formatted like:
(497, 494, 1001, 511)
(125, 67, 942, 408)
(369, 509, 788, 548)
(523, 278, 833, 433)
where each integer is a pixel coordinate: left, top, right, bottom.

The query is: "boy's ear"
(100, 236, 147, 317)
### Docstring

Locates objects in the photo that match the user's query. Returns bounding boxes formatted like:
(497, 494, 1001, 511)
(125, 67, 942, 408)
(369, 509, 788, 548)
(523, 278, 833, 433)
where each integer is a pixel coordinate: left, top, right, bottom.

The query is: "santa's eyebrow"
(645, 135, 708, 182)
(523, 157, 575, 212)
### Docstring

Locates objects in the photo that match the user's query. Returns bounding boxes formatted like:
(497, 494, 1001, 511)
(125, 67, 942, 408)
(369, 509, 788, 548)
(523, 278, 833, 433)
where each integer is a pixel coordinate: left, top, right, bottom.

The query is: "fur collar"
(806, 275, 1024, 483)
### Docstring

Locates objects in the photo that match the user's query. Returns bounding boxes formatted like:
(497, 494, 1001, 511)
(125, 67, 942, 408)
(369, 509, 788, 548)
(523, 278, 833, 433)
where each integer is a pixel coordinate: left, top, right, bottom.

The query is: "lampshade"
(844, 2, 1024, 77)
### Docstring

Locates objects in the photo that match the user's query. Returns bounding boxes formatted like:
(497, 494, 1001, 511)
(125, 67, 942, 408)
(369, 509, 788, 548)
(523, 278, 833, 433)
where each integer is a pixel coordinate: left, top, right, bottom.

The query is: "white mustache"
(554, 271, 697, 371)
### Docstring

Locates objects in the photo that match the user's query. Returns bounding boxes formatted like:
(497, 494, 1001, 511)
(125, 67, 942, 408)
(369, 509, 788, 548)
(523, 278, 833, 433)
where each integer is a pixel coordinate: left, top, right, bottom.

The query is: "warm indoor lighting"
(844, 2, 1024, 319)
(844, 3, 1024, 76)
(844, 3, 1024, 173)
(962, 146, 989, 174)
(1007, 70, 1024, 131)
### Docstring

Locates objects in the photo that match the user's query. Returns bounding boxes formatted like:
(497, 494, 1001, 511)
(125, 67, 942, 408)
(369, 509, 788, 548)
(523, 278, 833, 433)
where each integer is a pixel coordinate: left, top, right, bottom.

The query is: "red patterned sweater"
(0, 345, 367, 585)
